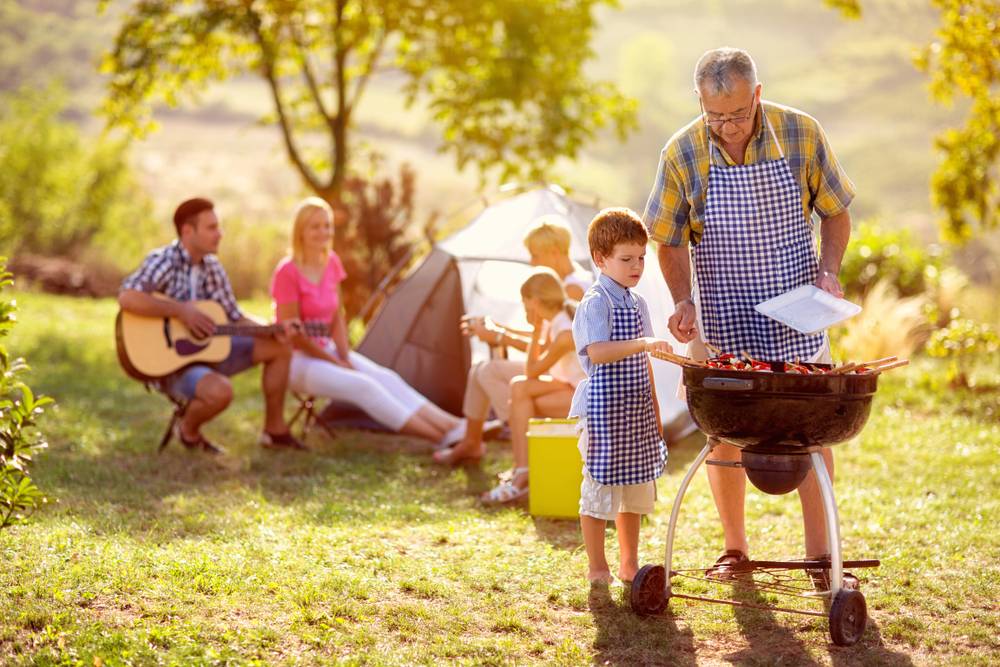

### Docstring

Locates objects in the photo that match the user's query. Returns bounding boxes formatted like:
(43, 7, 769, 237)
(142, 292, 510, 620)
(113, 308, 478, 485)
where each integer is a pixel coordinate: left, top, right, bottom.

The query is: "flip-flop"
(480, 477, 528, 505)
(432, 444, 484, 466)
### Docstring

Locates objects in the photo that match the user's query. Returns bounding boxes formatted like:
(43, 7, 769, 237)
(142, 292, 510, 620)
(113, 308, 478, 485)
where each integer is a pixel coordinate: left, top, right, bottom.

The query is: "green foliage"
(0, 84, 155, 267)
(825, 0, 999, 241)
(100, 0, 637, 195)
(839, 220, 944, 298)
(823, 0, 861, 20)
(926, 317, 999, 387)
(912, 0, 1000, 241)
(0, 262, 51, 531)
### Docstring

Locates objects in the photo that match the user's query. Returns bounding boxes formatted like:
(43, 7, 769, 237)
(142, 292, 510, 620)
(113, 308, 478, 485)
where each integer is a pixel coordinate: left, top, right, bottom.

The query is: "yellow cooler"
(528, 418, 582, 519)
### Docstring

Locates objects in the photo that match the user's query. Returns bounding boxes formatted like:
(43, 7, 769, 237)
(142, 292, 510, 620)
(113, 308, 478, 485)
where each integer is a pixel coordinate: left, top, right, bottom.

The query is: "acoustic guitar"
(115, 297, 328, 381)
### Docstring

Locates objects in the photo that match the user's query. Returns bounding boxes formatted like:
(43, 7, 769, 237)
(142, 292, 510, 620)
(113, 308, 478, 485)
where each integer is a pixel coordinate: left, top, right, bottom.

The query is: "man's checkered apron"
(693, 110, 825, 361)
(585, 285, 666, 486)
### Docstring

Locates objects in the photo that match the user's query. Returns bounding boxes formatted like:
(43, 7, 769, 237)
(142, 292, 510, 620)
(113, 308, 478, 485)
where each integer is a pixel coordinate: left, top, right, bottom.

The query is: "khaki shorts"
(576, 422, 657, 520)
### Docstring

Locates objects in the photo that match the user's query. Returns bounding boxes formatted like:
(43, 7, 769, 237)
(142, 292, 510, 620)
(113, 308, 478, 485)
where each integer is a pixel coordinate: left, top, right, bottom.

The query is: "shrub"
(925, 317, 999, 388)
(0, 261, 52, 530)
(840, 220, 945, 299)
(0, 83, 155, 271)
(832, 280, 930, 362)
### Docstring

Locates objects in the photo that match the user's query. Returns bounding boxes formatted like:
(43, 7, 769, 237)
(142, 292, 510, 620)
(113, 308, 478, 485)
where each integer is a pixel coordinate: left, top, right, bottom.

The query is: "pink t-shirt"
(270, 252, 348, 325)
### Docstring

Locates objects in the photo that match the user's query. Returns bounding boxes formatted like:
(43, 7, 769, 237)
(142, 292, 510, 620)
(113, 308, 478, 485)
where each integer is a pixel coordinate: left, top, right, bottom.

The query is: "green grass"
(2, 291, 999, 665)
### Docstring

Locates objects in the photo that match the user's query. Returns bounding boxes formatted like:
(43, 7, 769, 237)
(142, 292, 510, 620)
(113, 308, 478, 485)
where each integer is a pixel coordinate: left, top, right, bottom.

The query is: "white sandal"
(481, 467, 529, 505)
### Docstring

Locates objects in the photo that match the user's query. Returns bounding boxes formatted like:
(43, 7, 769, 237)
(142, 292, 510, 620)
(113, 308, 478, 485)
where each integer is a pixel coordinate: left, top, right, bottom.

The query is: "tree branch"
(290, 19, 333, 126)
(346, 29, 388, 123)
(248, 11, 322, 194)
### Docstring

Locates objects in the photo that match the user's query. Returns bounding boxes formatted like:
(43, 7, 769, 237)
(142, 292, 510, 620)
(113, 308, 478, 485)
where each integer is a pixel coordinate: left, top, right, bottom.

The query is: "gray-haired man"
(643, 47, 856, 579)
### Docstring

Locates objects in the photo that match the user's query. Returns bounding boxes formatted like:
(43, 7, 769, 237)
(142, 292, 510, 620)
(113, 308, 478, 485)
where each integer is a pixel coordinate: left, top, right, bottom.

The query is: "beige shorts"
(576, 422, 657, 520)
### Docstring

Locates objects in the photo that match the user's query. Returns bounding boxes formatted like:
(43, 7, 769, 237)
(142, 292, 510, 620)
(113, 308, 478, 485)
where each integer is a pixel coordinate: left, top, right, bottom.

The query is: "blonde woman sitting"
(270, 197, 464, 444)
(481, 268, 586, 504)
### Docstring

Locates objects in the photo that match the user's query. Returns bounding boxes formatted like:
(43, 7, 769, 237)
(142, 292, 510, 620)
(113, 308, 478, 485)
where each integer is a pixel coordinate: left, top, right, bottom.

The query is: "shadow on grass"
(829, 616, 915, 667)
(727, 583, 825, 666)
(531, 516, 581, 551)
(587, 585, 696, 666)
(720, 582, 916, 666)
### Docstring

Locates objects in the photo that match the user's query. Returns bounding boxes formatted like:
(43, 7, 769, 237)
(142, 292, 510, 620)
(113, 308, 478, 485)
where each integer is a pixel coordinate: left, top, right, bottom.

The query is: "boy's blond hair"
(523, 214, 573, 256)
(587, 207, 649, 260)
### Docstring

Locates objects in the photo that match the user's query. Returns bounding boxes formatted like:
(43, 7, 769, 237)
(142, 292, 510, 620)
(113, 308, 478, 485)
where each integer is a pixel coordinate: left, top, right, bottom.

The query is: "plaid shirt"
(643, 101, 855, 246)
(120, 241, 243, 322)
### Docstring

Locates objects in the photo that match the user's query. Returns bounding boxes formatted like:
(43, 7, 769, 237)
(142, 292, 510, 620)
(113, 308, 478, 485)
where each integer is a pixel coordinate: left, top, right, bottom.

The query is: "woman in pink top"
(271, 197, 465, 444)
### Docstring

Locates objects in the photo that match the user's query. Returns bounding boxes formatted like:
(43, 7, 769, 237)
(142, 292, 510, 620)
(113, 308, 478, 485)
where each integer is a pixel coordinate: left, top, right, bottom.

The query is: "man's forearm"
(118, 290, 183, 318)
(819, 210, 851, 275)
(657, 243, 693, 303)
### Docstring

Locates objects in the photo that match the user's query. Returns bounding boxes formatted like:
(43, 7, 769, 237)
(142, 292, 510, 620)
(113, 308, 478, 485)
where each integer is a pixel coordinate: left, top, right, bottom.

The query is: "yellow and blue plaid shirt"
(642, 101, 855, 247)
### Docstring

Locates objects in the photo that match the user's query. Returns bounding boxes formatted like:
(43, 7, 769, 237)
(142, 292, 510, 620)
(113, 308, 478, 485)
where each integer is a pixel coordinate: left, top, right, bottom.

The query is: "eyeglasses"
(701, 95, 756, 129)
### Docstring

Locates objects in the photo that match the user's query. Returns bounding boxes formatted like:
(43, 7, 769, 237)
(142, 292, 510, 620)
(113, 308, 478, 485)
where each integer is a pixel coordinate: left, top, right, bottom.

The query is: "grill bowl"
(684, 362, 878, 451)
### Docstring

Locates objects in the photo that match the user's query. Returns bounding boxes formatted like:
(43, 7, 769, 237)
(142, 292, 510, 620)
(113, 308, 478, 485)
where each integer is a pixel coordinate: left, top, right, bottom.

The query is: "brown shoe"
(705, 549, 750, 581)
(806, 555, 860, 591)
(174, 424, 226, 455)
(259, 431, 309, 451)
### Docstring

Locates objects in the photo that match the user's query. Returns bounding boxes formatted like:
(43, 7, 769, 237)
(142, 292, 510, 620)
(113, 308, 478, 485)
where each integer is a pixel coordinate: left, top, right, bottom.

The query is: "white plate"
(754, 285, 861, 335)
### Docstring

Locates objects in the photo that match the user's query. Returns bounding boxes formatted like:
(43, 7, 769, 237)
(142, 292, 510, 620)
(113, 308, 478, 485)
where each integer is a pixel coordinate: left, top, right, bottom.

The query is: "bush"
(840, 220, 945, 299)
(0, 261, 52, 530)
(925, 317, 999, 388)
(0, 84, 155, 271)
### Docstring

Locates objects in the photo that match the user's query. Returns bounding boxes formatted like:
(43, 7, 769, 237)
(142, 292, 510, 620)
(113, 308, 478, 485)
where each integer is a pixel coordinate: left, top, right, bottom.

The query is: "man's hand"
(642, 337, 674, 355)
(179, 303, 217, 339)
(667, 300, 698, 343)
(815, 269, 844, 299)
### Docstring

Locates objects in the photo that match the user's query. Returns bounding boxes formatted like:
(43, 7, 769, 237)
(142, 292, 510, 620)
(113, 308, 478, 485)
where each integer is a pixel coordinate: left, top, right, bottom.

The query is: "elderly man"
(643, 47, 855, 579)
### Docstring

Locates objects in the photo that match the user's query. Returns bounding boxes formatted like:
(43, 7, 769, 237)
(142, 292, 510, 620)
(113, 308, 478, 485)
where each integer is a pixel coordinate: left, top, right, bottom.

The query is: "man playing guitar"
(119, 197, 306, 454)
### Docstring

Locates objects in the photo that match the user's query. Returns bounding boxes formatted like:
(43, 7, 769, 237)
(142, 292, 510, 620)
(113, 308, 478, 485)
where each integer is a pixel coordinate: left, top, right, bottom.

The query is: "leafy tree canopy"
(828, 0, 999, 242)
(99, 0, 638, 201)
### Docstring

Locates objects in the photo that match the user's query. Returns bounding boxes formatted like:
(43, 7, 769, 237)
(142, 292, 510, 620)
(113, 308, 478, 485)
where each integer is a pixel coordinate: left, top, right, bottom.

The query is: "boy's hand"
(642, 337, 673, 355)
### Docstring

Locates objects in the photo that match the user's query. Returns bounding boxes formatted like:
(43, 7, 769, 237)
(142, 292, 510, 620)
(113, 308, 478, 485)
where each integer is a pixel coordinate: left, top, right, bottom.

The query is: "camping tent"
(346, 185, 692, 434)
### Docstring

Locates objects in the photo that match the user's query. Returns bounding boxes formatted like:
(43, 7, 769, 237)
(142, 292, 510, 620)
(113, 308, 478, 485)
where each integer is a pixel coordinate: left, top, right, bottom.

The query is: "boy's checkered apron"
(692, 110, 825, 361)
(585, 285, 666, 486)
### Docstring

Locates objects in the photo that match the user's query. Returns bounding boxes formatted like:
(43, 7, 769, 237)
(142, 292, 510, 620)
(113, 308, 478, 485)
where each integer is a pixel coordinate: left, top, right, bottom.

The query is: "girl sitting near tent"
(434, 216, 591, 462)
(270, 197, 466, 444)
(475, 268, 586, 504)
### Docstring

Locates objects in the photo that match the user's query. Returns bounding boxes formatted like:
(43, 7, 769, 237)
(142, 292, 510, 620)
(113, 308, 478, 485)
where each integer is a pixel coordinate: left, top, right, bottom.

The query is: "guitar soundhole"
(175, 339, 210, 356)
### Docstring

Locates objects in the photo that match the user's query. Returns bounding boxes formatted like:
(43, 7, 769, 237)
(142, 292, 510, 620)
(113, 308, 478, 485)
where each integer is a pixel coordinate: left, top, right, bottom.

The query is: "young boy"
(569, 207, 671, 585)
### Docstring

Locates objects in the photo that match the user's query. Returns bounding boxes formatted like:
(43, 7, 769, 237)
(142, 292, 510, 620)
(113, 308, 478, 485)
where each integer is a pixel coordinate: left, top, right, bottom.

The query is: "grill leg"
(664, 442, 713, 596)
(810, 450, 843, 595)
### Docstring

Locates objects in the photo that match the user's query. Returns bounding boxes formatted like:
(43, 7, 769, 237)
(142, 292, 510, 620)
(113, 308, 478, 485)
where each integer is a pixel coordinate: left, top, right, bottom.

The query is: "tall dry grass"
(833, 280, 931, 361)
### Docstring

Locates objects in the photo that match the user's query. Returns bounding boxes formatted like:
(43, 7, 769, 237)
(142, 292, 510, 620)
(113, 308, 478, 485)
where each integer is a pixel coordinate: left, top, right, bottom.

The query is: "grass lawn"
(2, 292, 998, 666)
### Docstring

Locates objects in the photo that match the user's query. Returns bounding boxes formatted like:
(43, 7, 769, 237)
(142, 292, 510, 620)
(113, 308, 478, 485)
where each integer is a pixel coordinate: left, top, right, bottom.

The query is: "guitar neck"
(213, 324, 283, 337)
(212, 323, 327, 338)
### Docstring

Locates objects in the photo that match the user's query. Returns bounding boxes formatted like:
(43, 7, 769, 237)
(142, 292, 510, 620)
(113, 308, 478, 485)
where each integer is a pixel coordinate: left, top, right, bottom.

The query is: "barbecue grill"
(631, 360, 882, 646)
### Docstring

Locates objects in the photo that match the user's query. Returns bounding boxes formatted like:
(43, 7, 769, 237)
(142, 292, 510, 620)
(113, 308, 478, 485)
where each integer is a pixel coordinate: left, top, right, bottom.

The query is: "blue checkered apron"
(692, 111, 825, 361)
(585, 285, 666, 486)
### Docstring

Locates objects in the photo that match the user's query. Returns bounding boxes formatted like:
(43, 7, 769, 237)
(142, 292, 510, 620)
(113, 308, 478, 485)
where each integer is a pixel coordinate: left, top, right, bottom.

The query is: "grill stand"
(639, 440, 869, 646)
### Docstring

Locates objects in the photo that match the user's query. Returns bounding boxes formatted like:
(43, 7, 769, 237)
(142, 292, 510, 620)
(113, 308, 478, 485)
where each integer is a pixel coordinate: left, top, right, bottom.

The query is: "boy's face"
(594, 242, 645, 288)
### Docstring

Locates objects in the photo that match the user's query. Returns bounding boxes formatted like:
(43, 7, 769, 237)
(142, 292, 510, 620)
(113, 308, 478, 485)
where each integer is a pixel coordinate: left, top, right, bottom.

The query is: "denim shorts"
(163, 336, 256, 401)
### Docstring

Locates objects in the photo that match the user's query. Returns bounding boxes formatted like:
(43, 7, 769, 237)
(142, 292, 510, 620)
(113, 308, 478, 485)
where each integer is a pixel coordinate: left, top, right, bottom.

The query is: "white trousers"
(289, 347, 428, 432)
